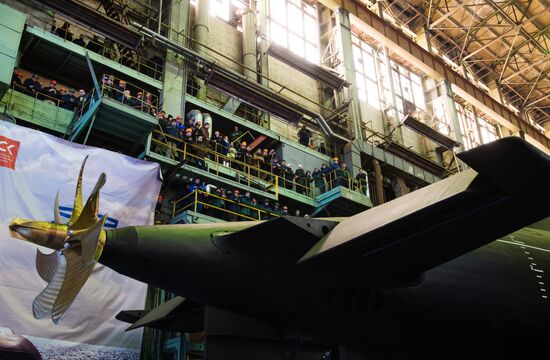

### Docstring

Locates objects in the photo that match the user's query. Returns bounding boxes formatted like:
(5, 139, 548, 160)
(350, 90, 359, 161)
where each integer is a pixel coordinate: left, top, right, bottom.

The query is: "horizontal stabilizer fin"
(125, 296, 186, 331)
(299, 138, 550, 282)
(215, 217, 340, 263)
(457, 136, 550, 194)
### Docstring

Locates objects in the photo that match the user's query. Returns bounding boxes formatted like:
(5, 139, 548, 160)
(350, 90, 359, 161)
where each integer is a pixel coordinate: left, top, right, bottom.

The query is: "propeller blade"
(68, 155, 88, 226)
(54, 190, 63, 224)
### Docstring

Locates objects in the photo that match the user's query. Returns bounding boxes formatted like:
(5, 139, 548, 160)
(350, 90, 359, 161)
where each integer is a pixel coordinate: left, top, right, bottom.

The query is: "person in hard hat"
(42, 80, 58, 104)
(115, 80, 126, 102)
(328, 157, 340, 188)
(132, 91, 144, 110)
(281, 205, 289, 216)
(11, 69, 23, 90)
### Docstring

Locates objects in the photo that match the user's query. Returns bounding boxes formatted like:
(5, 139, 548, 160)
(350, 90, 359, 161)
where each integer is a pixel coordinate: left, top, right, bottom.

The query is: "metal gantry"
(381, 0, 550, 127)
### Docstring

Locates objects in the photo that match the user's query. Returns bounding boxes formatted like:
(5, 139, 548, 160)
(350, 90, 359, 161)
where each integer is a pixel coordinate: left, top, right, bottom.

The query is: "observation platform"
(0, 89, 73, 133)
(69, 96, 158, 154)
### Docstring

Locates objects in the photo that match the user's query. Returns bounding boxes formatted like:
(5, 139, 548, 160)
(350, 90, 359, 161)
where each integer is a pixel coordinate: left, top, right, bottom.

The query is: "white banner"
(0, 122, 161, 359)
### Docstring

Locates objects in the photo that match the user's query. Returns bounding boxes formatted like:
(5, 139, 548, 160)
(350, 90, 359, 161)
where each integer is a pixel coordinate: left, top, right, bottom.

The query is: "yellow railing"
(324, 171, 369, 196)
(151, 129, 280, 195)
(172, 190, 281, 221)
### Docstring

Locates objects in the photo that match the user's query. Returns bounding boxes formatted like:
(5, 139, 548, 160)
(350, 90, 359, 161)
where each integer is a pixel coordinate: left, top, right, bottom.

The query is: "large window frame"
(268, 0, 320, 63)
(352, 35, 381, 110)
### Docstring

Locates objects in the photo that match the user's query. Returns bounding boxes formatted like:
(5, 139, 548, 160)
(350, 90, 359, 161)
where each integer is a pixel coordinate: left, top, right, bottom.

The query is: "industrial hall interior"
(0, 0, 549, 359)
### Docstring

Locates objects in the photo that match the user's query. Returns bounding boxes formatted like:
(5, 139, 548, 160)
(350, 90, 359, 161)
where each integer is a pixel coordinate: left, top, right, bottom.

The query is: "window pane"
(303, 3, 317, 16)
(363, 53, 376, 78)
(353, 45, 363, 73)
(211, 0, 230, 21)
(304, 15, 318, 43)
(289, 33, 304, 57)
(305, 42, 318, 63)
(270, 21, 287, 47)
(412, 82, 425, 110)
(270, 0, 286, 23)
(288, 5, 303, 35)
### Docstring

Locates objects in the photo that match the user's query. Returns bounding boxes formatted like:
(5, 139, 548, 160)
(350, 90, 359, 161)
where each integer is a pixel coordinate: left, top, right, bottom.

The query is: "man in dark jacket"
(23, 74, 41, 97)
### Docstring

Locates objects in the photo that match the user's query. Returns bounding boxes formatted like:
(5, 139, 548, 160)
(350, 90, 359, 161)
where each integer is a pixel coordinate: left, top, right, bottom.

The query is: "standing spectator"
(133, 92, 144, 110)
(338, 162, 350, 188)
(281, 206, 289, 216)
(304, 170, 313, 197)
(229, 125, 243, 144)
(73, 34, 86, 47)
(122, 90, 132, 105)
(240, 191, 253, 220)
(312, 168, 325, 196)
(75, 89, 89, 113)
(195, 135, 208, 170)
(115, 80, 126, 102)
(355, 168, 369, 196)
(43, 80, 59, 103)
(23, 73, 41, 97)
(295, 164, 306, 194)
(60, 88, 77, 111)
(297, 124, 312, 147)
(86, 35, 103, 53)
(327, 157, 340, 188)
(261, 199, 272, 220)
(55, 22, 73, 41)
(211, 130, 222, 154)
(11, 69, 23, 90)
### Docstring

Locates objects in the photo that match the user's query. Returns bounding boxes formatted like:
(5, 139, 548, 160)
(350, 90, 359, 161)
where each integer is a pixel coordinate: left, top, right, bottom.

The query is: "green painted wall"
(0, 4, 25, 97)
(0, 89, 74, 133)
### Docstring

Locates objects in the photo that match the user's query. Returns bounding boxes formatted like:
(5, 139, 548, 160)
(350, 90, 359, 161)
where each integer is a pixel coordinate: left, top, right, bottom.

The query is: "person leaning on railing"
(60, 88, 77, 111)
(11, 69, 23, 89)
(22, 73, 42, 98)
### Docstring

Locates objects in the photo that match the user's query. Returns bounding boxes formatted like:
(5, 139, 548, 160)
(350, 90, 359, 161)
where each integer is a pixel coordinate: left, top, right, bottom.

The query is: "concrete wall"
(267, 57, 322, 114)
(204, 16, 242, 73)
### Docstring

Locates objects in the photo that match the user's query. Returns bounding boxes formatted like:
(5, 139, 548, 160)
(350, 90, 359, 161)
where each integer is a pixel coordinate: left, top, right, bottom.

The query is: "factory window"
(268, 0, 320, 63)
(190, 0, 247, 23)
(456, 103, 481, 150)
(478, 114, 499, 144)
(352, 35, 381, 109)
(390, 61, 426, 116)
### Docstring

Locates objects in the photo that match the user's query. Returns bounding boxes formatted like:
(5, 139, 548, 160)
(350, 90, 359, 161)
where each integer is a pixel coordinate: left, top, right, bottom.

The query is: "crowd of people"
(10, 69, 157, 117)
(11, 69, 89, 112)
(158, 177, 308, 223)
(154, 109, 370, 198)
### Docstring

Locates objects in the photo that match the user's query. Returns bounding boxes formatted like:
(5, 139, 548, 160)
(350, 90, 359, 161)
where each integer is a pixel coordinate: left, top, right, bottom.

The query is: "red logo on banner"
(0, 135, 21, 170)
